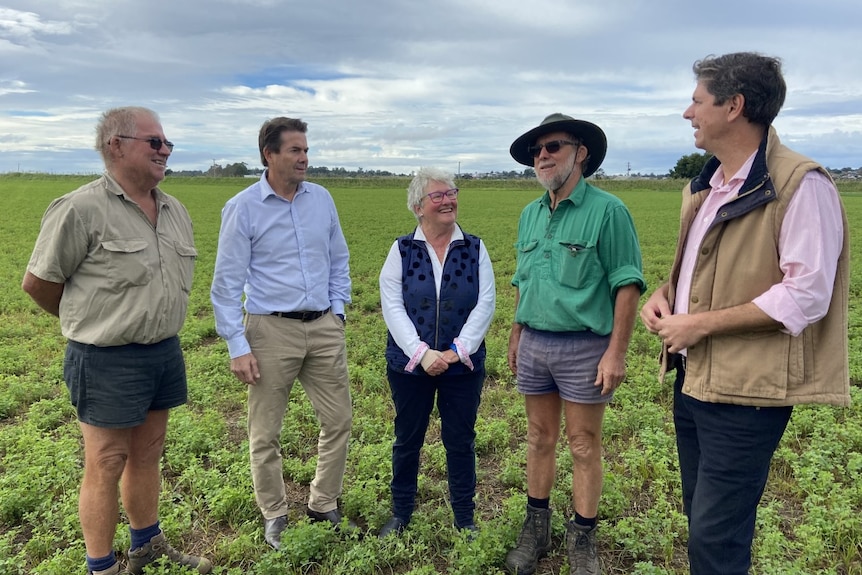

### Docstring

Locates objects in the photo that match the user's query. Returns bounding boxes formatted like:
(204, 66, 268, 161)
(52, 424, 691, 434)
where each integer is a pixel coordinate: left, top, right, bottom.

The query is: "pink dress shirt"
(675, 152, 844, 347)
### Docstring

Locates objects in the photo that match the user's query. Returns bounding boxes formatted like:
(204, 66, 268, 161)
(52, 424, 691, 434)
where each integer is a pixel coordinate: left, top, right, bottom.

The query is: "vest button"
(690, 296, 699, 304)
(701, 247, 709, 255)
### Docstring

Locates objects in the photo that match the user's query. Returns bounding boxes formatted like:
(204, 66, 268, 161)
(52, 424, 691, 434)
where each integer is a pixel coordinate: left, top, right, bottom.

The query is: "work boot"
(127, 530, 213, 574)
(566, 521, 600, 575)
(504, 505, 552, 575)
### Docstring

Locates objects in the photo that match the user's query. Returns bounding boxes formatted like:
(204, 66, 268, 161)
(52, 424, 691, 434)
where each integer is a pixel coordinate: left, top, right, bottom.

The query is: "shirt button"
(544, 253, 550, 259)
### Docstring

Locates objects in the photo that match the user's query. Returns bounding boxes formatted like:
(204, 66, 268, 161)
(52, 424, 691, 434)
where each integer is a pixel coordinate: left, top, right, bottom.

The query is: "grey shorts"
(63, 336, 187, 428)
(516, 327, 612, 404)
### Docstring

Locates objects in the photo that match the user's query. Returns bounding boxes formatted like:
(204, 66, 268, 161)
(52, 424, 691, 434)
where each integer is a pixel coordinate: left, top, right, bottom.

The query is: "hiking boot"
(127, 531, 213, 574)
(503, 505, 552, 575)
(566, 521, 600, 575)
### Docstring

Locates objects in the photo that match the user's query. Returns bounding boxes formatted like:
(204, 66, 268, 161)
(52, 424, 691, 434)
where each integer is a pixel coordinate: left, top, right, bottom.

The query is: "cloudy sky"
(1, 1, 860, 176)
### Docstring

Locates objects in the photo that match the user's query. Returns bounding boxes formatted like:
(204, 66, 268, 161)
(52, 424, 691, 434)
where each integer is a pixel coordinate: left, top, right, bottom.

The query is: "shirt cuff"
(227, 335, 252, 359)
(406, 342, 429, 373)
(331, 301, 346, 316)
(752, 287, 806, 337)
(452, 337, 474, 371)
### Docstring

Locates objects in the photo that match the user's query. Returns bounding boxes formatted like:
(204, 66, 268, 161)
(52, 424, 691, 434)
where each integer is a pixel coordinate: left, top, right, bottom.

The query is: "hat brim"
(510, 118, 607, 177)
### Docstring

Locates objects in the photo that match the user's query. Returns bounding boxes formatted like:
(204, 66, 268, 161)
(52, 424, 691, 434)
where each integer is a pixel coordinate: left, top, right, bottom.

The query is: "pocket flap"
(174, 242, 198, 257)
(101, 239, 148, 253)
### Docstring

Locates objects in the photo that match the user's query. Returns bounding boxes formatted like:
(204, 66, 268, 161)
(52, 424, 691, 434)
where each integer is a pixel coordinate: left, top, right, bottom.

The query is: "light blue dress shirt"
(211, 172, 351, 358)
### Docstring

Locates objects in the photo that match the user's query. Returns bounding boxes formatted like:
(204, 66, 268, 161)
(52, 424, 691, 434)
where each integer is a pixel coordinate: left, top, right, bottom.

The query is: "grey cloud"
(1, 0, 861, 175)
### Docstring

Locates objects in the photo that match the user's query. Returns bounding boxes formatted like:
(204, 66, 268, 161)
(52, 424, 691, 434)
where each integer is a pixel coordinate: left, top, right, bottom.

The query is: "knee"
(85, 450, 129, 482)
(320, 414, 352, 438)
(526, 426, 557, 456)
(566, 430, 600, 464)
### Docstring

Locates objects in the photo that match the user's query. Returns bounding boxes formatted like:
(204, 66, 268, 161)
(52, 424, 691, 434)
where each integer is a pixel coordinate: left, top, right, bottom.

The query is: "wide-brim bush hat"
(510, 112, 607, 177)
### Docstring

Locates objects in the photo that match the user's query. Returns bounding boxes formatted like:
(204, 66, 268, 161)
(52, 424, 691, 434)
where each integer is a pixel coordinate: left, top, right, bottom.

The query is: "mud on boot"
(504, 505, 552, 575)
(127, 531, 212, 574)
(566, 521, 600, 575)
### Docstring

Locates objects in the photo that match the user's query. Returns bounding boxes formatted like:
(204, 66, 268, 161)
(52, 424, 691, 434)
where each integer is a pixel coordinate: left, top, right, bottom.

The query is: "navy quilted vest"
(385, 231, 486, 375)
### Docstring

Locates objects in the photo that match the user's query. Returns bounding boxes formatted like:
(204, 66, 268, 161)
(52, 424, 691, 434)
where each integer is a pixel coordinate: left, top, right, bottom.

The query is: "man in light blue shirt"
(211, 117, 354, 550)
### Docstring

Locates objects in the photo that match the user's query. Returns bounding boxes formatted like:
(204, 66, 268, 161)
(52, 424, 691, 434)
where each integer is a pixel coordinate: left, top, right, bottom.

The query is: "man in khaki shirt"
(22, 107, 210, 575)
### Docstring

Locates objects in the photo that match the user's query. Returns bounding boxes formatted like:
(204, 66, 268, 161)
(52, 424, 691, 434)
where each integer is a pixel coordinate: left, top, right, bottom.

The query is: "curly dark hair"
(693, 52, 786, 127)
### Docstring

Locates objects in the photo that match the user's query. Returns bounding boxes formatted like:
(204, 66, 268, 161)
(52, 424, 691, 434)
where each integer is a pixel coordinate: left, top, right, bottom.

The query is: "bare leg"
(524, 393, 562, 498)
(78, 423, 133, 557)
(122, 410, 169, 529)
(563, 401, 606, 517)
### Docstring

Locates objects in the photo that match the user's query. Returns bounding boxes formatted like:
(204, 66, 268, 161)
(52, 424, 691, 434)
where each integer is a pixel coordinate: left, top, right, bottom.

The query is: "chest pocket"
(173, 241, 197, 293)
(558, 241, 602, 289)
(100, 239, 153, 289)
(514, 239, 539, 281)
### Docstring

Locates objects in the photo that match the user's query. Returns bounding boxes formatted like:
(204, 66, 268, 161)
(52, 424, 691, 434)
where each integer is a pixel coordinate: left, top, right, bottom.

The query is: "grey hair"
(95, 107, 160, 165)
(407, 167, 456, 220)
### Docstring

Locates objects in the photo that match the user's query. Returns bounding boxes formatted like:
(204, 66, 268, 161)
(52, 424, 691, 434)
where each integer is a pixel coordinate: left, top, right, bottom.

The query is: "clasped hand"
(420, 348, 459, 376)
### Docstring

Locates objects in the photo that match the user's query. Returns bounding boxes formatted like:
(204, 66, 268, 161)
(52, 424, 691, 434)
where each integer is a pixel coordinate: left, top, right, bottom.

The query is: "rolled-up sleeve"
(752, 171, 844, 336)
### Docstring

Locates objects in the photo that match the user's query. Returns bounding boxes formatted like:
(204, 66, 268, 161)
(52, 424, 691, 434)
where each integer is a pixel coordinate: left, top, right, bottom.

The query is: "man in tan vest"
(640, 52, 849, 575)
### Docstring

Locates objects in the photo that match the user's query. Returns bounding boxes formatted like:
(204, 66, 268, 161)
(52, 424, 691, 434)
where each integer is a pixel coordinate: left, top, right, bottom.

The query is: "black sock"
(527, 496, 550, 509)
(573, 512, 597, 529)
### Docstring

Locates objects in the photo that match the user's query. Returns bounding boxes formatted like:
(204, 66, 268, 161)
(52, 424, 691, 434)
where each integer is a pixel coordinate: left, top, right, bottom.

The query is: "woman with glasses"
(377, 167, 496, 538)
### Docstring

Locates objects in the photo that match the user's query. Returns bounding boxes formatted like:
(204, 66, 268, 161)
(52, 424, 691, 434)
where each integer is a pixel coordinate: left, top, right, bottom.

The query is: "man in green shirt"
(504, 114, 645, 575)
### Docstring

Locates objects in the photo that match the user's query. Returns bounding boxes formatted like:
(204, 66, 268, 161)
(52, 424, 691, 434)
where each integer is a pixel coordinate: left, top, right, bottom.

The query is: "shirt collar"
(539, 175, 587, 207)
(708, 151, 757, 193)
(414, 223, 464, 244)
(259, 169, 307, 200)
(102, 171, 167, 206)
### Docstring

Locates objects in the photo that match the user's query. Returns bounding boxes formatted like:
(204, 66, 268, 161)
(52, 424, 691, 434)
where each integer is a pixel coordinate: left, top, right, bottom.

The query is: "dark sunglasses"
(117, 135, 175, 151)
(527, 140, 577, 158)
(423, 188, 459, 203)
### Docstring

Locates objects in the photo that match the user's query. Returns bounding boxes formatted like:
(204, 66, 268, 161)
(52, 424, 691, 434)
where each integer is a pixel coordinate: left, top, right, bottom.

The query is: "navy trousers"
(387, 367, 484, 528)
(673, 366, 792, 575)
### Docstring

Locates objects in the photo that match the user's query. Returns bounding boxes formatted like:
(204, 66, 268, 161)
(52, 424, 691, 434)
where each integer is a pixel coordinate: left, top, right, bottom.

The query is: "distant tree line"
(163, 156, 859, 181)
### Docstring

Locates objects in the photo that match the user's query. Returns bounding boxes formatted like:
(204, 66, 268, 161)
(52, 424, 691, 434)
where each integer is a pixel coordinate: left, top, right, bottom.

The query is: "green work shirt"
(512, 178, 645, 334)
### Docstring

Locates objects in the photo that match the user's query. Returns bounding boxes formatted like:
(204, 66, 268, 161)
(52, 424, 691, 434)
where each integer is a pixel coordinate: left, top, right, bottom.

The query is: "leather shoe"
(264, 515, 287, 549)
(378, 516, 407, 538)
(306, 507, 358, 531)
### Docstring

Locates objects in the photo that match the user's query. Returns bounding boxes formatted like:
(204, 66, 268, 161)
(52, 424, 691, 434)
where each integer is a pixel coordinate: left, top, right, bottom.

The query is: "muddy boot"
(504, 505, 552, 575)
(566, 521, 600, 575)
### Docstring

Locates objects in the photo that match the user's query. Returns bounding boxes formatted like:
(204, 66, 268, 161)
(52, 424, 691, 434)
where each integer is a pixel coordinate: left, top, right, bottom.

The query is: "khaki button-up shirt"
(27, 173, 196, 346)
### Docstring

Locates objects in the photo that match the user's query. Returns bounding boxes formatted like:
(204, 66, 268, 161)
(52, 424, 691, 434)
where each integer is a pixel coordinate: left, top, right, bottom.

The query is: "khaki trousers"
(245, 312, 352, 519)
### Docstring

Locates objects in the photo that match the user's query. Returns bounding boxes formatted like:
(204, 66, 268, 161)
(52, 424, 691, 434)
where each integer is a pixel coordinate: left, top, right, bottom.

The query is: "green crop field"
(1, 174, 860, 574)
